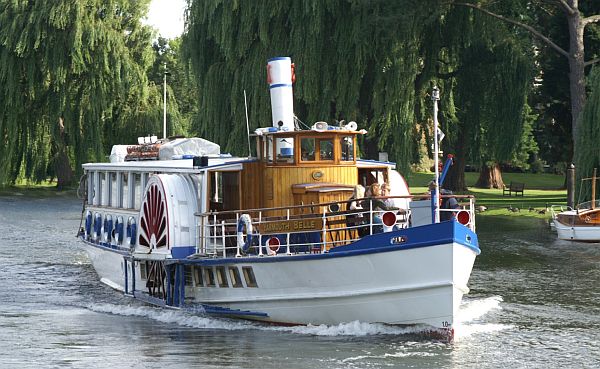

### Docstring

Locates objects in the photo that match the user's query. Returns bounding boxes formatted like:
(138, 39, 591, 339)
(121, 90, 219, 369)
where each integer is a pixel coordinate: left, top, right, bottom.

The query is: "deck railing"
(195, 195, 475, 258)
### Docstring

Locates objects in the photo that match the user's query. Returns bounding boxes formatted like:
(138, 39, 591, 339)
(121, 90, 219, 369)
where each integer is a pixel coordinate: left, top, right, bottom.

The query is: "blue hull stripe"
(80, 238, 130, 256)
(197, 304, 268, 317)
(269, 83, 293, 90)
(267, 56, 291, 62)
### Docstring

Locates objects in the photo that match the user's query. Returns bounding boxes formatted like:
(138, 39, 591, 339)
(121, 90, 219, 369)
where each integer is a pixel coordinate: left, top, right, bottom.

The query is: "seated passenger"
(347, 185, 367, 237)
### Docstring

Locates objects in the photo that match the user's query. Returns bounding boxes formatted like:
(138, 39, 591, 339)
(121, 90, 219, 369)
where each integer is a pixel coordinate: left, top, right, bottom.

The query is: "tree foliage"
(183, 0, 536, 182)
(575, 66, 600, 201)
(183, 0, 437, 173)
(0, 0, 160, 186)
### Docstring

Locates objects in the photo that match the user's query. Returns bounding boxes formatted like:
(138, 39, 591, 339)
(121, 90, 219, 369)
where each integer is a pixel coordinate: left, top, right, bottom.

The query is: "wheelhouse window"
(341, 136, 354, 161)
(318, 139, 334, 161)
(276, 136, 295, 163)
(300, 138, 316, 161)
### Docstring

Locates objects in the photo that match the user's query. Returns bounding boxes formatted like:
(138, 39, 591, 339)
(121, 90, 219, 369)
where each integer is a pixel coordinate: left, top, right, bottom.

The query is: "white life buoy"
(237, 214, 253, 254)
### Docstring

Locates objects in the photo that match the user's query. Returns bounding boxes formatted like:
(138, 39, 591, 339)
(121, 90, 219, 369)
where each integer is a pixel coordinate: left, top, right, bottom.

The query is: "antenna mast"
(432, 86, 441, 224)
(163, 63, 168, 139)
(244, 90, 252, 157)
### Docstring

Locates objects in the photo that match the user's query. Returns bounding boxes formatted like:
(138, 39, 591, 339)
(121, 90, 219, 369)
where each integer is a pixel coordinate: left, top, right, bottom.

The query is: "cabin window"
(204, 268, 216, 287)
(318, 139, 334, 161)
(88, 171, 95, 205)
(300, 138, 316, 161)
(228, 267, 243, 288)
(341, 136, 354, 161)
(242, 266, 258, 288)
(99, 172, 106, 206)
(133, 173, 142, 210)
(109, 172, 119, 207)
(216, 266, 229, 288)
(120, 173, 128, 208)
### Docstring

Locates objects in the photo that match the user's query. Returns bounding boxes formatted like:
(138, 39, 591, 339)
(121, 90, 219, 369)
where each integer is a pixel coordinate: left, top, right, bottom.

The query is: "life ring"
(84, 210, 93, 239)
(237, 214, 253, 254)
(93, 213, 102, 241)
(113, 216, 124, 245)
(126, 216, 137, 247)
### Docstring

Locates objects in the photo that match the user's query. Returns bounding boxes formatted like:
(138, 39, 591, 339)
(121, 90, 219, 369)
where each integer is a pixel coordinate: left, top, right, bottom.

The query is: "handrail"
(194, 194, 476, 258)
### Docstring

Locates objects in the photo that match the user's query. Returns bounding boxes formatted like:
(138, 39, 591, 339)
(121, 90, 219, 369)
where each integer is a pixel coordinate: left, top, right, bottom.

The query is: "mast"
(432, 86, 441, 223)
(592, 168, 597, 209)
(163, 63, 168, 139)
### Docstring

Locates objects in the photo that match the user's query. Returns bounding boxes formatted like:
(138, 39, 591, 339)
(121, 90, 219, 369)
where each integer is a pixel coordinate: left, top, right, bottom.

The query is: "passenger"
(428, 181, 460, 221)
(347, 185, 368, 237)
(363, 183, 388, 212)
(362, 183, 390, 233)
(381, 182, 399, 209)
(349, 185, 365, 212)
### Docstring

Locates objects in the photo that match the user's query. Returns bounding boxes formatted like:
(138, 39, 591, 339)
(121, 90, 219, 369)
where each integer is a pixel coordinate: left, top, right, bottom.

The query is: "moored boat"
(551, 168, 600, 242)
(77, 57, 480, 339)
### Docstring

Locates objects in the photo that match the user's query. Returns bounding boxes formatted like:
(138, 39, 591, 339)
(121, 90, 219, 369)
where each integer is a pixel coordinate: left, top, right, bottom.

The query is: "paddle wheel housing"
(136, 174, 198, 258)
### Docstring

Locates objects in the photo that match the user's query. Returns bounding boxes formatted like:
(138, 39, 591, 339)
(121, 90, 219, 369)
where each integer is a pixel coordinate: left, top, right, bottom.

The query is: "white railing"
(195, 194, 475, 258)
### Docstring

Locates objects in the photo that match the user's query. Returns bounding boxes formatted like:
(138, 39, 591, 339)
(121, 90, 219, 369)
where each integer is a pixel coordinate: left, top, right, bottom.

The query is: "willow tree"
(419, 5, 534, 190)
(453, 0, 600, 167)
(0, 0, 158, 188)
(183, 0, 440, 174)
(574, 67, 600, 200)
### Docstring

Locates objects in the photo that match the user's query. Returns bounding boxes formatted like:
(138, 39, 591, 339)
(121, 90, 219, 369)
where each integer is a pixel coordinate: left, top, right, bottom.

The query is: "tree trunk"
(567, 9, 586, 159)
(53, 117, 74, 190)
(475, 163, 505, 189)
(443, 115, 469, 193)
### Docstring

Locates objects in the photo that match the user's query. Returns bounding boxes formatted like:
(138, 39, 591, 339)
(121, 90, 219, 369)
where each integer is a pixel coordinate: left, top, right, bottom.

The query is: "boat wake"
(83, 297, 507, 339)
(454, 295, 513, 340)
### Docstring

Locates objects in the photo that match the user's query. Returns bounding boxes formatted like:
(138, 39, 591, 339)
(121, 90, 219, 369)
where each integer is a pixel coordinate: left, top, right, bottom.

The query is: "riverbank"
(409, 171, 566, 221)
(0, 185, 77, 198)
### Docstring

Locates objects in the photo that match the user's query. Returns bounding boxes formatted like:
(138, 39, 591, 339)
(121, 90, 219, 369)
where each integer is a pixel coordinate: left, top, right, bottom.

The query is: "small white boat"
(551, 168, 600, 242)
(77, 57, 480, 339)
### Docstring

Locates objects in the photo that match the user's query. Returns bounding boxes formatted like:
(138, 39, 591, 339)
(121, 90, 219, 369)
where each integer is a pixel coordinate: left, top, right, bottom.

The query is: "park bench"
(503, 182, 525, 197)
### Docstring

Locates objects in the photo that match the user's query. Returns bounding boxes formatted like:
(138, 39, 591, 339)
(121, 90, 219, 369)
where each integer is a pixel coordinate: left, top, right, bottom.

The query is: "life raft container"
(93, 213, 102, 241)
(103, 215, 113, 243)
(84, 210, 93, 239)
(113, 216, 124, 245)
(126, 216, 137, 247)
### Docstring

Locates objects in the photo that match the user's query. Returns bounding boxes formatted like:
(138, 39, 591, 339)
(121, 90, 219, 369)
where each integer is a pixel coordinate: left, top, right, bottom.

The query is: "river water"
(0, 194, 598, 368)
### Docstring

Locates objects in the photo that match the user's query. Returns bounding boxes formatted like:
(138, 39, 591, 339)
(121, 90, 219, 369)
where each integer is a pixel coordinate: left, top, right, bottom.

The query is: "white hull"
(82, 242, 128, 291)
(553, 219, 600, 242)
(83, 238, 476, 329)
(189, 242, 475, 329)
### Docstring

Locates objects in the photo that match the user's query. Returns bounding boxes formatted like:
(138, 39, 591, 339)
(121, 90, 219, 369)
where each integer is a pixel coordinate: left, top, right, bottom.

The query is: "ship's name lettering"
(263, 220, 317, 232)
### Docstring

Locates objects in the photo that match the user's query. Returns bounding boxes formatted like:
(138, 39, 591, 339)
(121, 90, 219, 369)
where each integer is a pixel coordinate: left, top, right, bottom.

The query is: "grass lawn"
(407, 171, 567, 220)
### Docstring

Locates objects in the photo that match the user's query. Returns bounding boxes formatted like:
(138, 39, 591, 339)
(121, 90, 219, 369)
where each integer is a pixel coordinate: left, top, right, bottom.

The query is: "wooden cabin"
(205, 129, 393, 215)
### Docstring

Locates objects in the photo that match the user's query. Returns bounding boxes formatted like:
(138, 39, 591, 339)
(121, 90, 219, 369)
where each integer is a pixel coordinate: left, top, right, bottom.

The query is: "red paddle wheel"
(139, 179, 170, 299)
(139, 181, 168, 250)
